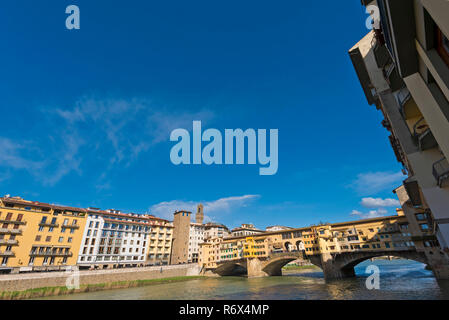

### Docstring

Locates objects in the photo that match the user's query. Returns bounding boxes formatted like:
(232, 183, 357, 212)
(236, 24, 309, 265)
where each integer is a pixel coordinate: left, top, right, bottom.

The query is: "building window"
(46, 236, 51, 242)
(1, 257, 9, 266)
(436, 26, 449, 68)
(35, 235, 41, 241)
(415, 213, 429, 221)
(58, 237, 64, 243)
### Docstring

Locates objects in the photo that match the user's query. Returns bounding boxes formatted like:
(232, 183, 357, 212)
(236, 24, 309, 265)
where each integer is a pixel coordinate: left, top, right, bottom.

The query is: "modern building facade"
(77, 208, 153, 269)
(0, 196, 87, 273)
(350, 0, 449, 278)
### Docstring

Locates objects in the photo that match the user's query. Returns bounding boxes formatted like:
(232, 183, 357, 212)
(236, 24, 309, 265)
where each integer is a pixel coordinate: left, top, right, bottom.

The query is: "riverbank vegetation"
(282, 264, 320, 271)
(0, 275, 206, 300)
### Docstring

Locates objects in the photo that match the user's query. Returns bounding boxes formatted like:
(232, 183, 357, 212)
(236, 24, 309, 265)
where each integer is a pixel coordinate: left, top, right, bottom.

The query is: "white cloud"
(350, 208, 389, 219)
(350, 171, 404, 195)
(149, 194, 260, 220)
(360, 197, 400, 208)
(0, 137, 44, 171)
(0, 95, 216, 186)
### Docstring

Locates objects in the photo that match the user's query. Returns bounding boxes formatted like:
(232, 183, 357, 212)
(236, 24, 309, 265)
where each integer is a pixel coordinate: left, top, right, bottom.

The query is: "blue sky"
(0, 1, 406, 229)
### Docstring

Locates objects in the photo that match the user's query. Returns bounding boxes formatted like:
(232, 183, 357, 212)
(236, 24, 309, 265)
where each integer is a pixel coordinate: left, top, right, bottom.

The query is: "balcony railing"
(0, 228, 22, 235)
(412, 118, 438, 151)
(0, 219, 27, 225)
(0, 251, 15, 257)
(29, 251, 73, 257)
(396, 89, 416, 120)
(433, 157, 449, 188)
(62, 224, 80, 229)
(0, 239, 19, 246)
(39, 222, 59, 228)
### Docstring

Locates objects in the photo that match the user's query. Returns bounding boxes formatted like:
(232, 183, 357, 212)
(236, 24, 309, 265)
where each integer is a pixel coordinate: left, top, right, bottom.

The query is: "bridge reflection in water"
(200, 214, 449, 280)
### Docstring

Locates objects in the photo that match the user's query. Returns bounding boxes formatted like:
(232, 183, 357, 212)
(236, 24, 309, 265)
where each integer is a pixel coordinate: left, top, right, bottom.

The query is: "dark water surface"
(40, 260, 449, 300)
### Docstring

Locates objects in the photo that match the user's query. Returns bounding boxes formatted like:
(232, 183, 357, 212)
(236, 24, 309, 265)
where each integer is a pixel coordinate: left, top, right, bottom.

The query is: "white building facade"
(77, 209, 151, 269)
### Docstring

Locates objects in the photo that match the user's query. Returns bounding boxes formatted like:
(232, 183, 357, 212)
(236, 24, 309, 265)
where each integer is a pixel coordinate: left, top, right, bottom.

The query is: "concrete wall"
(0, 264, 200, 292)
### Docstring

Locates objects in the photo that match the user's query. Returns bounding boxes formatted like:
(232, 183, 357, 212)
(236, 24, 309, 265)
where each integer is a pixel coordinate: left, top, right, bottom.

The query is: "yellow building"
(0, 196, 87, 273)
(199, 237, 222, 269)
(146, 216, 173, 265)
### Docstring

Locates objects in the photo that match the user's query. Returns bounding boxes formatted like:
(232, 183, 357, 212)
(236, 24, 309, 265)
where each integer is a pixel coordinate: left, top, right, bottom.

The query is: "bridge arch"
(327, 250, 429, 280)
(213, 260, 247, 276)
(295, 240, 304, 251)
(260, 252, 307, 276)
(284, 242, 292, 252)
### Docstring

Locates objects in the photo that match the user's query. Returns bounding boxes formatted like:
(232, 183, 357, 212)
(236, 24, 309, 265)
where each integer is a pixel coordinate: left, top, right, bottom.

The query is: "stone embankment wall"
(0, 264, 201, 292)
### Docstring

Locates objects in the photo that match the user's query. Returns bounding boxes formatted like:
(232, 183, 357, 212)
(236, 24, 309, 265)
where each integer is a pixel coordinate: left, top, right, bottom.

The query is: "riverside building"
(77, 208, 155, 269)
(0, 196, 87, 274)
(171, 204, 230, 264)
(350, 0, 449, 278)
(146, 217, 173, 266)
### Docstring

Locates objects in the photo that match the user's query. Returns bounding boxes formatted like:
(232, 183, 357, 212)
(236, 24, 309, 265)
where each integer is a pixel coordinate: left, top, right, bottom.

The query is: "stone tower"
(196, 204, 204, 224)
(171, 210, 191, 264)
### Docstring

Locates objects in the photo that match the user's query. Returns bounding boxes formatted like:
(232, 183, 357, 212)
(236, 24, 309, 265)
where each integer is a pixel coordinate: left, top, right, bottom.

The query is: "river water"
(41, 260, 449, 300)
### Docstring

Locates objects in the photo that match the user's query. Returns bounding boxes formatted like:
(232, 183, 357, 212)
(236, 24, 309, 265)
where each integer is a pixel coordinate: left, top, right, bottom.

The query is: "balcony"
(397, 90, 420, 120)
(0, 239, 19, 246)
(404, 179, 422, 207)
(0, 251, 15, 257)
(412, 118, 438, 151)
(39, 222, 59, 228)
(0, 228, 22, 235)
(388, 135, 404, 165)
(433, 158, 449, 188)
(62, 224, 80, 229)
(0, 219, 26, 226)
(385, 64, 404, 92)
(374, 42, 392, 68)
(29, 251, 73, 257)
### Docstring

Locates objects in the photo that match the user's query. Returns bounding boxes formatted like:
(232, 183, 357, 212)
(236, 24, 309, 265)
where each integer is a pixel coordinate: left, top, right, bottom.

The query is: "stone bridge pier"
(247, 252, 305, 277)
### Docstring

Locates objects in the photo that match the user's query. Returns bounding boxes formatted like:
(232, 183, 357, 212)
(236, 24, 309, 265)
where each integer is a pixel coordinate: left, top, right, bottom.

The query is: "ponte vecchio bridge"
(200, 213, 447, 280)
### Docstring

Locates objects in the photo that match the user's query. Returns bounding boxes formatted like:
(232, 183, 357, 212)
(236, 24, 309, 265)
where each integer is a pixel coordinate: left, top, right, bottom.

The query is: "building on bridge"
(265, 225, 293, 232)
(349, 0, 449, 278)
(231, 224, 265, 237)
(198, 213, 449, 280)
